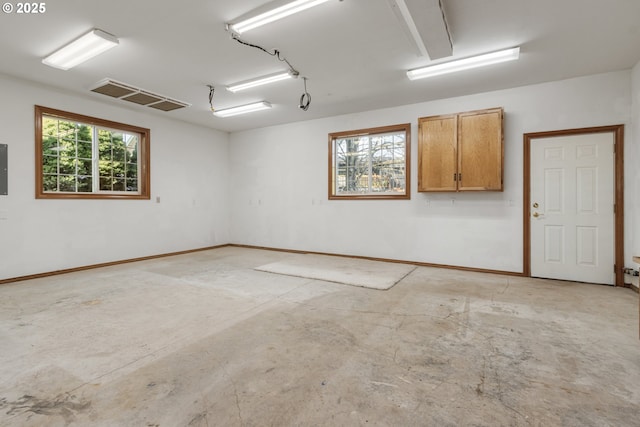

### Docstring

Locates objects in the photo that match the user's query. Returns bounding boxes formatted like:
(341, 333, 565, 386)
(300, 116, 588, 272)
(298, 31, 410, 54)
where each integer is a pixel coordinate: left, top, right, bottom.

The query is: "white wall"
(632, 62, 640, 266)
(0, 74, 230, 280)
(1, 70, 634, 280)
(229, 71, 632, 273)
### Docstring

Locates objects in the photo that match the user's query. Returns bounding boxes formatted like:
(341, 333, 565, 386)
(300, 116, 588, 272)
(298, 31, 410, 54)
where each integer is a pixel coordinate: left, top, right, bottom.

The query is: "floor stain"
(3, 394, 91, 423)
(188, 411, 209, 426)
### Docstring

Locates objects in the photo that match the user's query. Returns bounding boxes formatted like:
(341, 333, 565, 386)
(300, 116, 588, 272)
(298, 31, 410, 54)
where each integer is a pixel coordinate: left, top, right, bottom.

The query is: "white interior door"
(530, 132, 615, 285)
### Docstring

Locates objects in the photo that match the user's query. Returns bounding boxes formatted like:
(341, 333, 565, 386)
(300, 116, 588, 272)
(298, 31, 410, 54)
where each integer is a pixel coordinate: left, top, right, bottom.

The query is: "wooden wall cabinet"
(418, 107, 504, 192)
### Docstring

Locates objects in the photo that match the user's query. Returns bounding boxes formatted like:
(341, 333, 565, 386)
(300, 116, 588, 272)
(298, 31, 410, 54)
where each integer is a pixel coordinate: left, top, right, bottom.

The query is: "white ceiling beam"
(388, 0, 453, 60)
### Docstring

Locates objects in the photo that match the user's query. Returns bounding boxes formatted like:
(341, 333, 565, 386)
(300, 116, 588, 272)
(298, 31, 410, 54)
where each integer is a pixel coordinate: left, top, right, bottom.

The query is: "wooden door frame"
(523, 125, 625, 286)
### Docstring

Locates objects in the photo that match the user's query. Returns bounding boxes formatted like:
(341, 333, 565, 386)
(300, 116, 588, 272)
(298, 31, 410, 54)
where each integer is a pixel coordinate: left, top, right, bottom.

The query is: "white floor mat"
(255, 254, 416, 290)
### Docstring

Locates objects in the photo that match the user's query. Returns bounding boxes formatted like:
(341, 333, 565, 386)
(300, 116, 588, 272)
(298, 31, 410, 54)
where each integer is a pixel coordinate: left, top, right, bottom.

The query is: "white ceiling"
(1, 0, 639, 133)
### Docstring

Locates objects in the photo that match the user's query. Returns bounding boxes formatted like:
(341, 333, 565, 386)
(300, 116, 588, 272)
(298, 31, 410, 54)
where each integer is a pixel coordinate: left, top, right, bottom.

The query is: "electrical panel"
(0, 144, 7, 195)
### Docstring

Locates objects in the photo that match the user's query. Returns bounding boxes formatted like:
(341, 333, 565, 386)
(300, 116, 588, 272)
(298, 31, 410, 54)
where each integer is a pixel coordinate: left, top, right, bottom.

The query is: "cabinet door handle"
(458, 173, 462, 181)
(453, 173, 457, 181)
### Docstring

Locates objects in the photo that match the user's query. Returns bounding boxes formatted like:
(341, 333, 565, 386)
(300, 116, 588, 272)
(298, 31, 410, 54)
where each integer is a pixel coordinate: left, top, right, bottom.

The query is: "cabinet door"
(458, 108, 503, 191)
(418, 114, 458, 191)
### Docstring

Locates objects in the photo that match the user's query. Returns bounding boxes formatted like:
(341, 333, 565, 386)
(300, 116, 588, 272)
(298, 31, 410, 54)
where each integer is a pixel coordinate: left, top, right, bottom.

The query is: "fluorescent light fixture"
(407, 47, 520, 80)
(226, 71, 294, 93)
(213, 101, 273, 118)
(43, 29, 119, 70)
(229, 0, 331, 34)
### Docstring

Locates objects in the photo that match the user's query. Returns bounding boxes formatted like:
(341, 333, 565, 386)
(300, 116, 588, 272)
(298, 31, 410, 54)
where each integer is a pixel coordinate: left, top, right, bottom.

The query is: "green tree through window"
(98, 129, 139, 192)
(36, 106, 150, 199)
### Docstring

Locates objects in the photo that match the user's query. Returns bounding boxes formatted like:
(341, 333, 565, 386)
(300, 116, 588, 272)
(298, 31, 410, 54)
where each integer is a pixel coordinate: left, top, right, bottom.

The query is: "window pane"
(113, 178, 125, 192)
(97, 129, 140, 192)
(78, 176, 92, 192)
(43, 175, 58, 192)
(59, 157, 76, 175)
(59, 138, 75, 158)
(100, 176, 113, 191)
(77, 140, 92, 159)
(77, 159, 92, 176)
(75, 125, 92, 143)
(125, 136, 138, 163)
(56, 120, 76, 138)
(99, 159, 111, 173)
(126, 163, 138, 179)
(41, 115, 95, 194)
(335, 137, 372, 195)
(42, 155, 58, 174)
(99, 131, 112, 160)
(42, 136, 58, 153)
(113, 162, 125, 178)
(126, 178, 138, 192)
(42, 117, 58, 135)
(373, 133, 406, 193)
(59, 175, 75, 192)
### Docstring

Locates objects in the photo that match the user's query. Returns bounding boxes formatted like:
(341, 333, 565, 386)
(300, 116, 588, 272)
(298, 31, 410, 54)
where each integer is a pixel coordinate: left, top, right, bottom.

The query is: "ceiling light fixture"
(213, 101, 273, 118)
(229, 0, 331, 34)
(42, 29, 119, 70)
(226, 71, 295, 93)
(407, 47, 520, 80)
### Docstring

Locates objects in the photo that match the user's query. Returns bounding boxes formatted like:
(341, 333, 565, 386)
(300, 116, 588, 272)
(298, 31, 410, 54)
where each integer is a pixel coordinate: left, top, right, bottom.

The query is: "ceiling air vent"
(90, 79, 190, 112)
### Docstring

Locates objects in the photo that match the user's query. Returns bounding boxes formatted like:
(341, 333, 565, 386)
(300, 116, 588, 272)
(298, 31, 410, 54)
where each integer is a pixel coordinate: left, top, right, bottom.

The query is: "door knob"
(533, 212, 540, 218)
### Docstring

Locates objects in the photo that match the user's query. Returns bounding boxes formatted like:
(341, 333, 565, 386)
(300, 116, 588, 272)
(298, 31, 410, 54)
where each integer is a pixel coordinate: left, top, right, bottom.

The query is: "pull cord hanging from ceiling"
(208, 85, 215, 112)
(226, 30, 312, 111)
(299, 77, 310, 111)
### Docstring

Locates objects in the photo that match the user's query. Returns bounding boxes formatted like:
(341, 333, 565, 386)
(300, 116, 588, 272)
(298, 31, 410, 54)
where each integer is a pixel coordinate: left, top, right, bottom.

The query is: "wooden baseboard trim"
(229, 244, 525, 277)
(0, 244, 230, 285)
(4, 243, 629, 287)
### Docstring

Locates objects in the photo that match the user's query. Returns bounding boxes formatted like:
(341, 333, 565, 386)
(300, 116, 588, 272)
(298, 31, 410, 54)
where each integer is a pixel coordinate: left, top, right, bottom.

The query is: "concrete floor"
(0, 246, 638, 426)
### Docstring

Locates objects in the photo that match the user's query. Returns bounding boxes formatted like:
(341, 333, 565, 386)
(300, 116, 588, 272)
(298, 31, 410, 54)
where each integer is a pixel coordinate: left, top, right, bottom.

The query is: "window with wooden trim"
(35, 105, 150, 199)
(329, 123, 410, 199)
